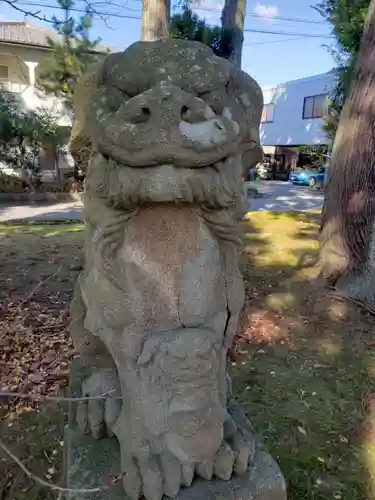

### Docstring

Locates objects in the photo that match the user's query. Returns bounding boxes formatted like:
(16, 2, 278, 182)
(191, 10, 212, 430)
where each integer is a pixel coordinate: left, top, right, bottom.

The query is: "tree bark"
(319, 0, 375, 303)
(141, 0, 171, 41)
(221, 0, 246, 69)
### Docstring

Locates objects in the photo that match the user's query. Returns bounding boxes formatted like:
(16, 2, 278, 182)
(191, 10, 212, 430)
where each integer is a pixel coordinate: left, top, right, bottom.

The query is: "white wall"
(0, 42, 72, 127)
(260, 72, 337, 147)
(22, 86, 72, 127)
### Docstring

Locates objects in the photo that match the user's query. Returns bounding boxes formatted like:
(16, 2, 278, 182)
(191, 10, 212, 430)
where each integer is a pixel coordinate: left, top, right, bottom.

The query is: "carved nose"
(181, 105, 189, 120)
(124, 83, 216, 125)
(180, 103, 215, 123)
(129, 106, 151, 124)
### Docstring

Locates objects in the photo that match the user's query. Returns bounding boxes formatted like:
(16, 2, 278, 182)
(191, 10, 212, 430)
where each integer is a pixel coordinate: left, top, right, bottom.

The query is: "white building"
(259, 71, 336, 175)
(0, 19, 73, 127)
(261, 71, 336, 147)
(0, 19, 113, 178)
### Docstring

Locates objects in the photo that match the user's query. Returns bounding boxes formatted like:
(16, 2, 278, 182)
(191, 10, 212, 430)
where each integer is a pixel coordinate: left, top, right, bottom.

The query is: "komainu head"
(71, 39, 263, 172)
(70, 40, 263, 218)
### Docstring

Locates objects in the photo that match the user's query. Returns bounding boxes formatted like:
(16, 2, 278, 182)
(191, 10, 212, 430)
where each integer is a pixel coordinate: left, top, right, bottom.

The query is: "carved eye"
(199, 90, 224, 116)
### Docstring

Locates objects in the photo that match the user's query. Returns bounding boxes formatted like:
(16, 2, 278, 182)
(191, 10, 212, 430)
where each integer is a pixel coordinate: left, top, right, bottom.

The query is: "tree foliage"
(38, 0, 101, 110)
(315, 0, 369, 56)
(315, 0, 370, 139)
(294, 145, 328, 168)
(0, 92, 60, 184)
(170, 7, 234, 60)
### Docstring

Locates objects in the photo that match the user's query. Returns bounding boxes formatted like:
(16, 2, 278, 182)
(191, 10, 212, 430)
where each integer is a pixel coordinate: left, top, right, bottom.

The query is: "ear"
(229, 68, 264, 172)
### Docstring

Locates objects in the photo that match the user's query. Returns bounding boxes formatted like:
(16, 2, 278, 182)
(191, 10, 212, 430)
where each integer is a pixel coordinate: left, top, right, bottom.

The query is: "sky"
(0, 0, 336, 86)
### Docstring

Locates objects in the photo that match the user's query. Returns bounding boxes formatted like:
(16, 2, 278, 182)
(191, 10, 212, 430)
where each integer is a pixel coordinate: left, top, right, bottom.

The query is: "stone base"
(64, 360, 287, 500)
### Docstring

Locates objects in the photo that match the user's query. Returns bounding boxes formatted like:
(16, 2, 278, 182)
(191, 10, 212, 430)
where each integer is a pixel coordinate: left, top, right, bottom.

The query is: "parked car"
(289, 167, 325, 188)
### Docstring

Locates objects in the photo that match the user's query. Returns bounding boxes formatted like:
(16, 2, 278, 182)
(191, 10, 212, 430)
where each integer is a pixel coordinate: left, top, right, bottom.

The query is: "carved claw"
(214, 441, 235, 480)
(139, 457, 164, 500)
(232, 431, 253, 475)
(76, 370, 121, 439)
(181, 463, 194, 487)
(122, 458, 142, 500)
(121, 447, 186, 500)
(196, 460, 214, 480)
(192, 416, 255, 483)
(161, 454, 181, 498)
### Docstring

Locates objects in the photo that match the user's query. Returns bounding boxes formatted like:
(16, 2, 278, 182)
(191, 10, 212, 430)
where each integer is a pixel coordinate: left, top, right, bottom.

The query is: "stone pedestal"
(64, 360, 287, 500)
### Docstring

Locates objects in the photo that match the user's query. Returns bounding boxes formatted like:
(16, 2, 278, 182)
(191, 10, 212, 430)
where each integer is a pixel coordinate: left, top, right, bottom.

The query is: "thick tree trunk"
(319, 0, 375, 303)
(221, 0, 246, 69)
(141, 0, 171, 41)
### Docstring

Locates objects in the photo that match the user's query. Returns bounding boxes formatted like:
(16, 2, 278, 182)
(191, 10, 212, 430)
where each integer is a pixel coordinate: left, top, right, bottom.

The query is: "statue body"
(69, 39, 264, 500)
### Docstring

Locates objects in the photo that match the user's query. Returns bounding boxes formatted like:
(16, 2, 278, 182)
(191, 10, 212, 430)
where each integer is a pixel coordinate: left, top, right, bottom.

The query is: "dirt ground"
(0, 213, 374, 500)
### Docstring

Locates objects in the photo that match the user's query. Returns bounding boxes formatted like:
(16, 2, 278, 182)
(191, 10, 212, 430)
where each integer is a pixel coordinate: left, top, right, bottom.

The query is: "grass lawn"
(0, 212, 374, 500)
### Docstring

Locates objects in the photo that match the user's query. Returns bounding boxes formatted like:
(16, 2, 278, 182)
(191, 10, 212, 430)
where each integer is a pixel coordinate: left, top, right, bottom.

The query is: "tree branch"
(2, 0, 57, 24)
(327, 286, 375, 316)
(2, 0, 124, 27)
(0, 390, 118, 401)
(21, 265, 63, 306)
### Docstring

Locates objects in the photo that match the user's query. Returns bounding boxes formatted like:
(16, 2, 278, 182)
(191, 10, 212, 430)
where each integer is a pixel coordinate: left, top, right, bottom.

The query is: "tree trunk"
(221, 0, 246, 69)
(319, 0, 375, 304)
(141, 0, 171, 41)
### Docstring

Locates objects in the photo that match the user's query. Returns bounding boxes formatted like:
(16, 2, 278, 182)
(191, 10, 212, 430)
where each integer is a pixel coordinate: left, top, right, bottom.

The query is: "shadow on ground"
(233, 211, 374, 500)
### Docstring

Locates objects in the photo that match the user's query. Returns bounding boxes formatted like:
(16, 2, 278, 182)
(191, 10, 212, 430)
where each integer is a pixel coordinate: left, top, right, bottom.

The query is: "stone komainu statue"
(68, 39, 264, 500)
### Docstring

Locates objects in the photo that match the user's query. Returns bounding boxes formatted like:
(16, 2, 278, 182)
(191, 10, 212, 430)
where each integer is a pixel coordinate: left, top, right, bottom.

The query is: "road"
(0, 181, 324, 222)
(249, 180, 324, 212)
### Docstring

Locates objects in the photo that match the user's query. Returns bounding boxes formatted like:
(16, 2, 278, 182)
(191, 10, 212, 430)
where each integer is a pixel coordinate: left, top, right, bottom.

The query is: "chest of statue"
(82, 204, 228, 342)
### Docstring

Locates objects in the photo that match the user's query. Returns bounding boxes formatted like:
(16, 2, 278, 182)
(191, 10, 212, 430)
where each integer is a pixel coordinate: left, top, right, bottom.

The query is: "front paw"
(119, 423, 254, 500)
(76, 369, 121, 439)
(196, 416, 255, 482)
(120, 449, 186, 500)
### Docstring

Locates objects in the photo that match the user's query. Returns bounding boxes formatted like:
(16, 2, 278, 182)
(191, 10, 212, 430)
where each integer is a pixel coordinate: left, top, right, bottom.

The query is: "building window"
(303, 94, 327, 119)
(261, 103, 275, 123)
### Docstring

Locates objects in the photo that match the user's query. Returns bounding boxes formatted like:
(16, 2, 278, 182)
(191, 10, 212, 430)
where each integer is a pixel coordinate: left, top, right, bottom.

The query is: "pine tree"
(170, 7, 234, 60)
(38, 0, 101, 110)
